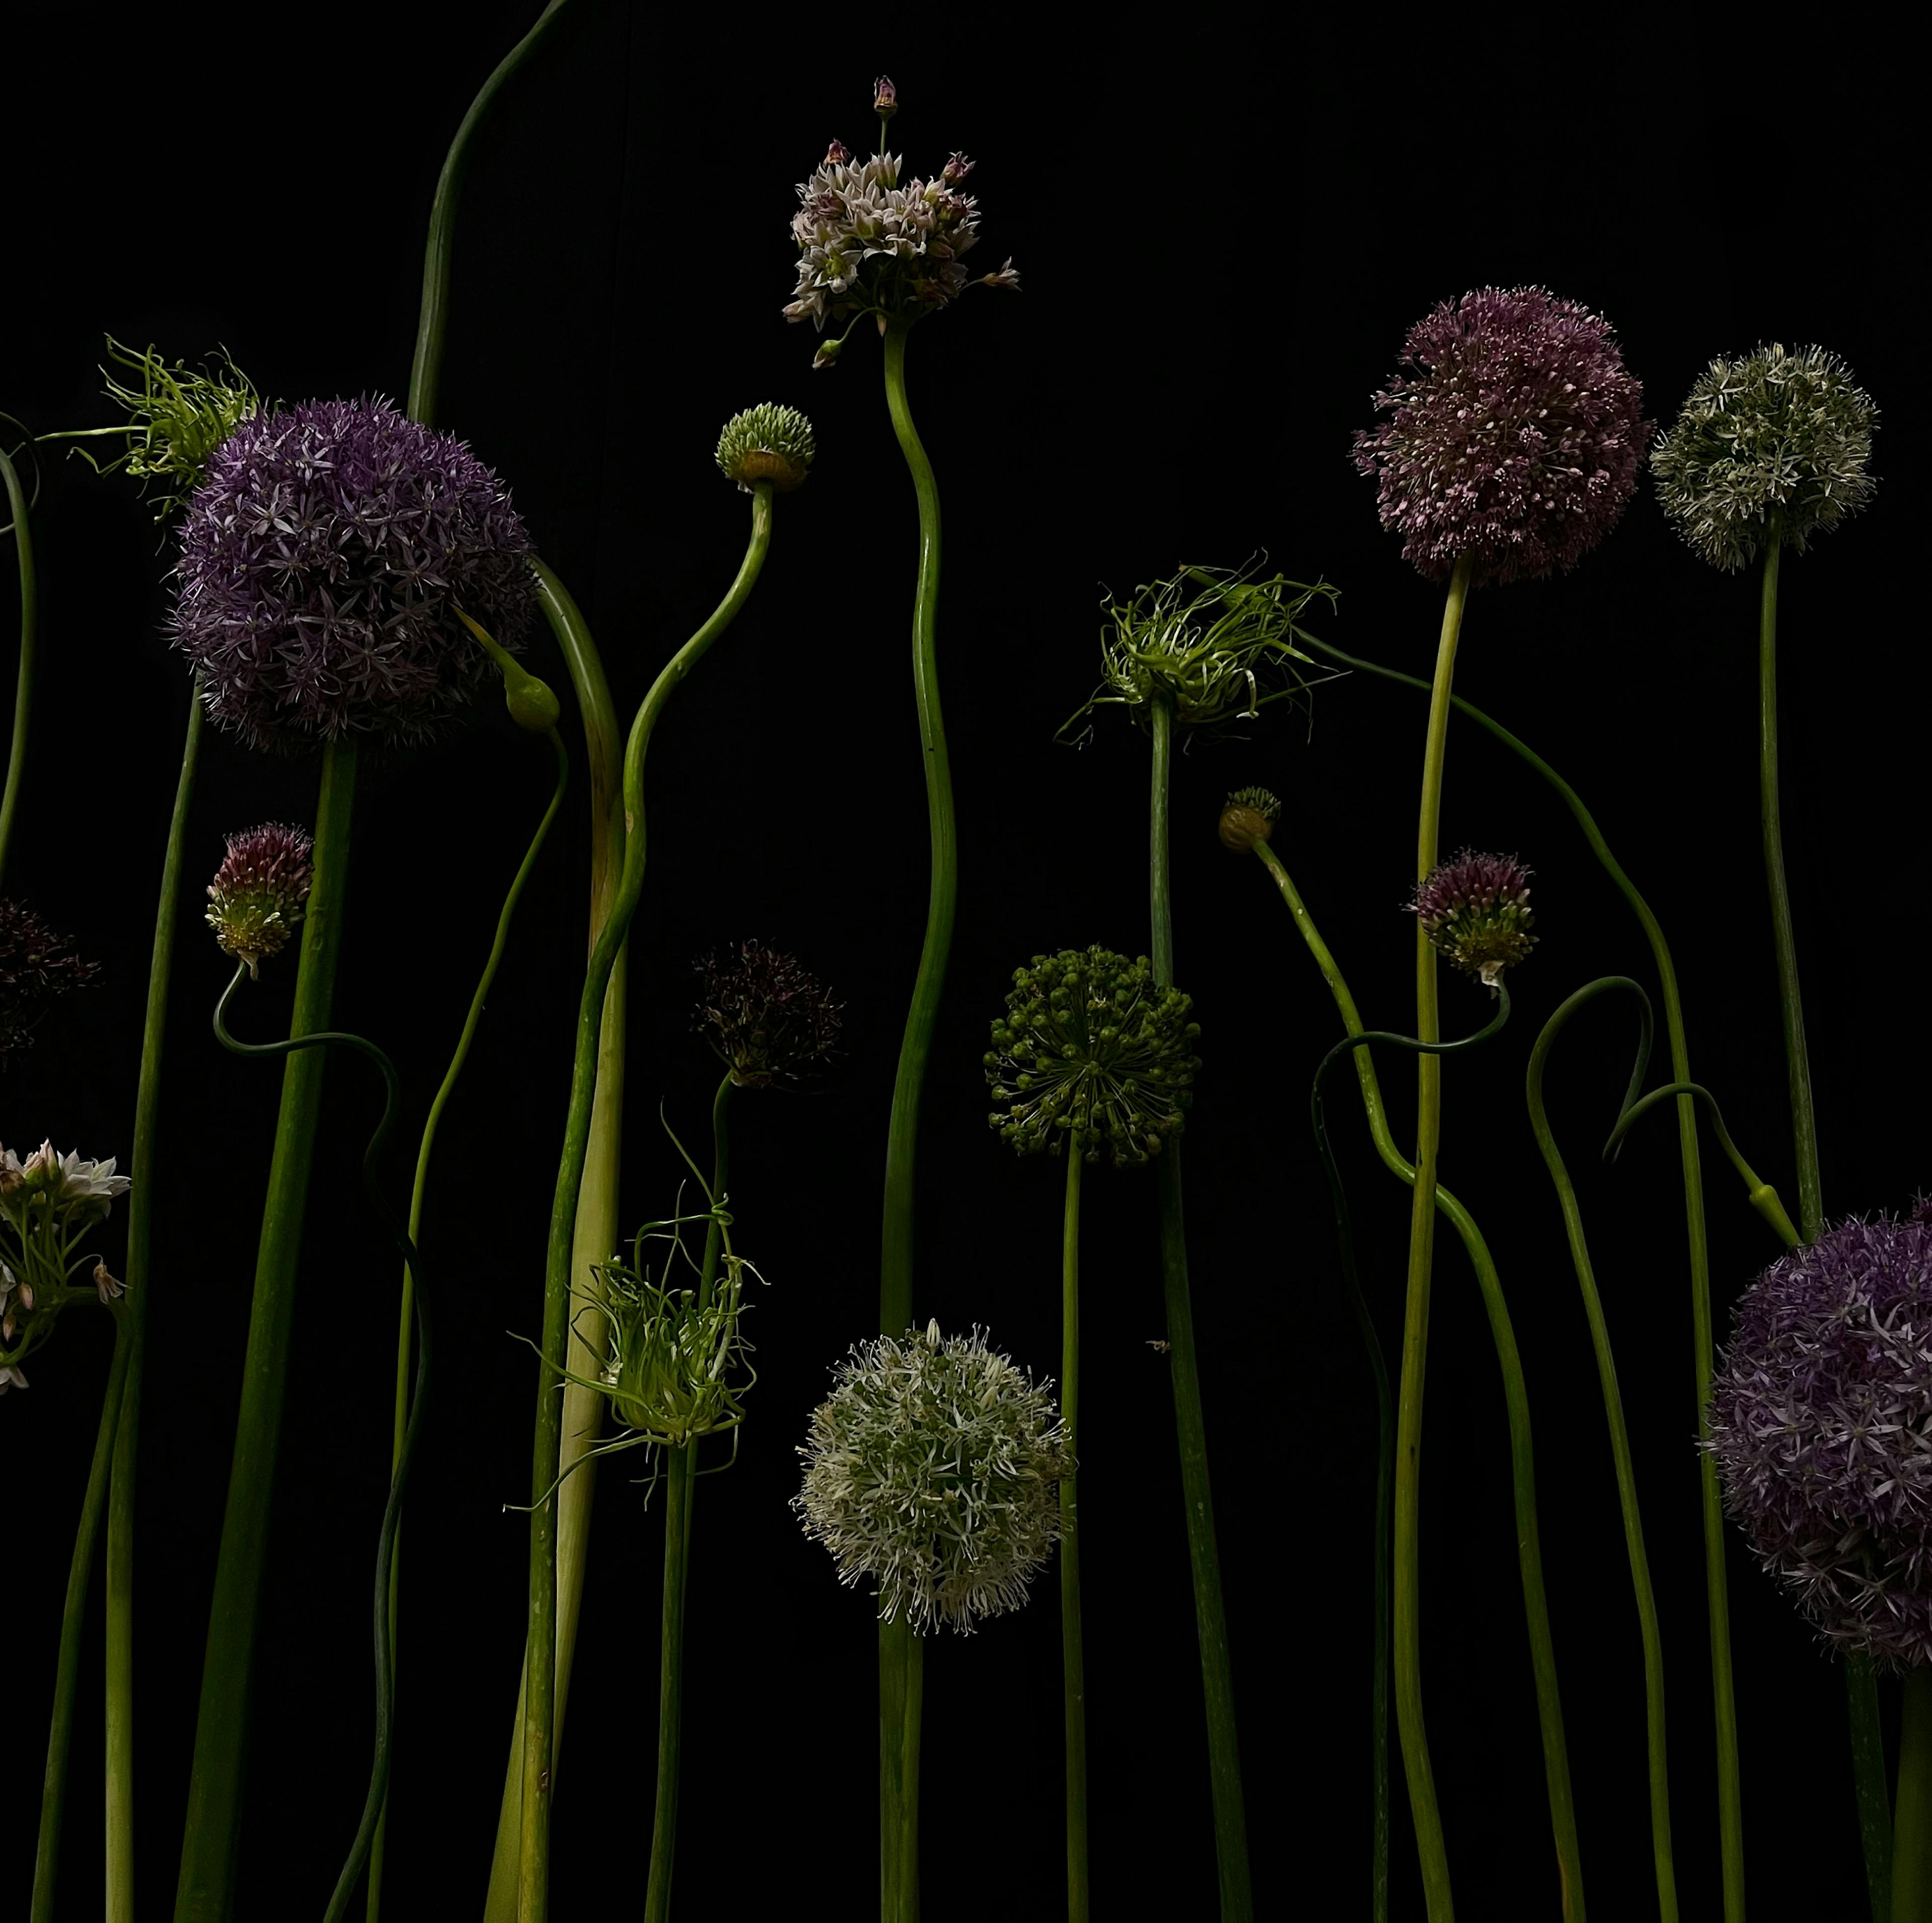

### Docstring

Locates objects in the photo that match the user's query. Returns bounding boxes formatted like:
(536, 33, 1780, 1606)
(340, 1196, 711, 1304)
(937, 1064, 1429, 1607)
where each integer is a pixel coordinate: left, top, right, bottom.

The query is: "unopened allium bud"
(1651, 344, 1878, 572)
(1407, 850, 1536, 987)
(694, 941, 842, 1088)
(714, 404, 817, 494)
(793, 1321, 1073, 1634)
(985, 946, 1200, 1167)
(0, 899, 100, 1063)
(825, 138, 851, 165)
(1219, 786, 1279, 852)
(873, 74, 898, 118)
(207, 823, 313, 977)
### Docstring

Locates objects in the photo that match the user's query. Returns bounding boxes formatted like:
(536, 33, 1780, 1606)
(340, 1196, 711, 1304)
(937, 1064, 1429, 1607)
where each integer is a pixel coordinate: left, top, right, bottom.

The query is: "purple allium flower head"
(206, 822, 313, 977)
(1352, 287, 1652, 587)
(0, 900, 100, 1064)
(171, 397, 535, 750)
(693, 941, 843, 1088)
(1707, 1208, 1932, 1667)
(1406, 850, 1536, 986)
(873, 74, 898, 118)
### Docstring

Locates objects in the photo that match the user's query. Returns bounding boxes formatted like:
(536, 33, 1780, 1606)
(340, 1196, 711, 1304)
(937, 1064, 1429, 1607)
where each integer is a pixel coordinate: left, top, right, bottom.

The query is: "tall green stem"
(175, 742, 358, 1923)
(0, 441, 36, 891)
(31, 1315, 132, 1923)
(1149, 691, 1251, 1919)
(106, 682, 204, 1920)
(519, 490, 773, 1923)
(1060, 1148, 1089, 1923)
(877, 318, 954, 1923)
(1892, 1667, 1932, 1921)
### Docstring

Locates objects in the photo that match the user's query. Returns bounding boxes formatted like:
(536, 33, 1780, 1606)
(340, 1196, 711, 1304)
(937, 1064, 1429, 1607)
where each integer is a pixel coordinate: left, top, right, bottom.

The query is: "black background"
(4, 8, 1919, 1919)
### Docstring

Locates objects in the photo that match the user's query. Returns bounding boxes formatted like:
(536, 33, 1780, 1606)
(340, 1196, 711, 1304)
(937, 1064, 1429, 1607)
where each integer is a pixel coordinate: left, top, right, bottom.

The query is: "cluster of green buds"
(1, 1140, 131, 1393)
(1408, 850, 1538, 987)
(985, 946, 1200, 1167)
(1061, 562, 1338, 739)
(715, 404, 816, 495)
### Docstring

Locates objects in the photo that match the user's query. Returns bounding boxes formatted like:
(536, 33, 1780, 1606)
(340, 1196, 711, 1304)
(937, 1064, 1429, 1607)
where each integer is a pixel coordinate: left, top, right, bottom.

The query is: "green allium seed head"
(588, 1248, 752, 1450)
(1219, 786, 1280, 852)
(984, 946, 1200, 1166)
(84, 337, 265, 522)
(715, 403, 816, 494)
(1651, 344, 1878, 571)
(792, 1321, 1073, 1635)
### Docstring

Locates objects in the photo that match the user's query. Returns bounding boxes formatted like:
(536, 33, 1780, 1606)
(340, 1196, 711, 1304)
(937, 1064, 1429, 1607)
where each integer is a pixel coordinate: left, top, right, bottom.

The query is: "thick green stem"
(31, 1315, 132, 1923)
(1526, 980, 1677, 1922)
(0, 441, 36, 892)
(174, 741, 358, 1923)
(1892, 1667, 1932, 1921)
(519, 492, 772, 1923)
(105, 680, 203, 1920)
(1149, 691, 1251, 1920)
(877, 318, 954, 1923)
(1061, 1148, 1089, 1923)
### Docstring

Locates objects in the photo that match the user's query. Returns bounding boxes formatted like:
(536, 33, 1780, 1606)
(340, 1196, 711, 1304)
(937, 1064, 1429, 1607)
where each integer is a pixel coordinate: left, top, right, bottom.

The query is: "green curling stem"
(1252, 838, 1576, 1917)
(1295, 628, 1745, 1922)
(209, 964, 431, 1923)
(878, 317, 956, 1923)
(1061, 1146, 1090, 1923)
(519, 487, 773, 1923)
(1525, 977, 1677, 1923)
(106, 680, 203, 1922)
(31, 1313, 132, 1923)
(175, 741, 357, 1923)
(1150, 690, 1251, 1920)
(1893, 1666, 1932, 1921)
(364, 729, 567, 1923)
(1605, 1083, 1800, 1249)
(0, 439, 36, 892)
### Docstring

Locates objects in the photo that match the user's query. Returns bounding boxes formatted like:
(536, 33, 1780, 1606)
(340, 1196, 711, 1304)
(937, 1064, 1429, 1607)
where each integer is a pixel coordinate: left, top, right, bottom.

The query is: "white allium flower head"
(793, 1320, 1073, 1634)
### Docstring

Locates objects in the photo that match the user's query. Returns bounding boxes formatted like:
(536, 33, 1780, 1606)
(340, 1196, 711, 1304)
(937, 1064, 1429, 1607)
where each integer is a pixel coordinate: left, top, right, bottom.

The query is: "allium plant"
(0, 1141, 131, 1389)
(172, 396, 534, 749)
(1218, 785, 1279, 853)
(1352, 285, 1652, 586)
(206, 822, 313, 977)
(0, 898, 99, 1061)
(1652, 343, 1879, 571)
(1407, 850, 1537, 987)
(985, 946, 1200, 1166)
(794, 1321, 1073, 1634)
(714, 404, 816, 494)
(693, 940, 842, 1088)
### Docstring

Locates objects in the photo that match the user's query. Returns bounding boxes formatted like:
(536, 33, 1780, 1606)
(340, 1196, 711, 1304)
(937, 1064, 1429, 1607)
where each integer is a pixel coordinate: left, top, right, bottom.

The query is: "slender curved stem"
(0, 441, 36, 892)
(1525, 977, 1677, 1923)
(1150, 690, 1251, 1920)
(520, 489, 773, 1923)
(1605, 1084, 1799, 1248)
(1061, 1148, 1089, 1923)
(105, 679, 202, 1920)
(1294, 627, 1743, 1921)
(31, 1314, 132, 1923)
(877, 318, 954, 1923)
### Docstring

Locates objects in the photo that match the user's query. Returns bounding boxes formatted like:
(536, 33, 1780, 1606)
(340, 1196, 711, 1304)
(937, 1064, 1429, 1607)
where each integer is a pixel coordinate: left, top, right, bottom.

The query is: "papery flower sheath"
(1352, 286, 1651, 586)
(1407, 850, 1537, 986)
(1708, 1205, 1932, 1666)
(206, 822, 313, 976)
(1651, 344, 1879, 571)
(172, 397, 535, 749)
(0, 899, 100, 1062)
(1218, 786, 1280, 852)
(693, 941, 842, 1089)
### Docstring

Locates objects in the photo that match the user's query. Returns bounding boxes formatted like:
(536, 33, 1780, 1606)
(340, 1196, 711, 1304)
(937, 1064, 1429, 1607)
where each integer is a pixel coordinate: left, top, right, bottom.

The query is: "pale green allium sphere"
(714, 403, 816, 494)
(793, 1322, 1073, 1635)
(1652, 344, 1878, 571)
(985, 946, 1200, 1167)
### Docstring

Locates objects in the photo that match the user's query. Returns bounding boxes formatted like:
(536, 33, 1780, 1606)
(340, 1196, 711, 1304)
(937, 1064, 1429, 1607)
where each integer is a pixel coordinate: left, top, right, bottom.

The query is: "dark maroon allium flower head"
(171, 397, 535, 750)
(1708, 1209, 1932, 1667)
(873, 74, 898, 118)
(0, 900, 100, 1063)
(694, 941, 843, 1089)
(1406, 849, 1536, 986)
(1352, 287, 1652, 587)
(206, 822, 314, 977)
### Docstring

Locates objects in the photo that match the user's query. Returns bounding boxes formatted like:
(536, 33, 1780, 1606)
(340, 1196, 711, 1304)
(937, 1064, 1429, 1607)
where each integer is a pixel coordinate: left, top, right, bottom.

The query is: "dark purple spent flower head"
(694, 941, 843, 1088)
(171, 397, 535, 750)
(1406, 849, 1536, 985)
(1352, 287, 1652, 587)
(1708, 1210, 1932, 1666)
(0, 899, 100, 1063)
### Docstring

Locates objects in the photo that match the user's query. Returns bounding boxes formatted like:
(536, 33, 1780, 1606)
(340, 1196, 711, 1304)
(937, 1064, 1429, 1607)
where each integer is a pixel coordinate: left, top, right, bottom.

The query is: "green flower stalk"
(1, 427, 40, 892)
(986, 947, 1200, 1921)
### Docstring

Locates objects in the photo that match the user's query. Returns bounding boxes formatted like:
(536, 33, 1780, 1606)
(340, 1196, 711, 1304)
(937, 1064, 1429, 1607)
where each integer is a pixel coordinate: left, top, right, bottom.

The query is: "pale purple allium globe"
(1352, 287, 1652, 587)
(1707, 1205, 1932, 1667)
(172, 398, 534, 749)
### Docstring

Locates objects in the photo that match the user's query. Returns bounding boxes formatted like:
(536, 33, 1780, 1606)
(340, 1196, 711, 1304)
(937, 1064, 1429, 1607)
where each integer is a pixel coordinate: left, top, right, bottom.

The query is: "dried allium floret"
(1407, 850, 1537, 986)
(692, 942, 842, 1088)
(1352, 286, 1651, 587)
(0, 899, 99, 1063)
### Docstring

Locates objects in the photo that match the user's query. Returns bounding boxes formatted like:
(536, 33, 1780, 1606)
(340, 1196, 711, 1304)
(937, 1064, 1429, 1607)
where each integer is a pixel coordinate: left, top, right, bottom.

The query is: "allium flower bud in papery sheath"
(714, 404, 816, 494)
(793, 1322, 1073, 1634)
(206, 822, 313, 976)
(985, 947, 1200, 1166)
(1352, 286, 1651, 586)
(1707, 1207, 1932, 1666)
(0, 899, 100, 1063)
(1219, 786, 1279, 853)
(172, 397, 534, 749)
(1651, 344, 1879, 571)
(1407, 850, 1537, 987)
(693, 941, 843, 1088)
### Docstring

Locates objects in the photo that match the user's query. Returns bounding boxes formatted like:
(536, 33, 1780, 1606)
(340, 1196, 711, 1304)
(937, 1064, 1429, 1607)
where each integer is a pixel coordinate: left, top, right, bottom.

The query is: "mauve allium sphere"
(1352, 286, 1652, 587)
(172, 398, 534, 749)
(1707, 1206, 1932, 1666)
